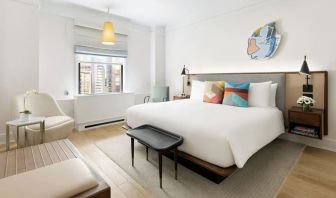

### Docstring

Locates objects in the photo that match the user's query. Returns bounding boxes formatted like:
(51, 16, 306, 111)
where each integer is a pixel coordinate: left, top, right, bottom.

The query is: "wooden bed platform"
(163, 150, 237, 183)
(0, 139, 110, 198)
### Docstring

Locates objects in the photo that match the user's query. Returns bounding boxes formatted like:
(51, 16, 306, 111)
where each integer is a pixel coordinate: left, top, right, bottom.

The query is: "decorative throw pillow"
(203, 81, 225, 104)
(223, 82, 250, 107)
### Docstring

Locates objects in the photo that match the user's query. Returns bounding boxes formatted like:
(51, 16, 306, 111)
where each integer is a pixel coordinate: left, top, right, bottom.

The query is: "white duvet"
(126, 100, 285, 168)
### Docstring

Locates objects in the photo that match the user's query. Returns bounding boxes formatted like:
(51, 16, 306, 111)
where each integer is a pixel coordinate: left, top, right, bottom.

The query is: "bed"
(126, 73, 287, 182)
(126, 99, 284, 168)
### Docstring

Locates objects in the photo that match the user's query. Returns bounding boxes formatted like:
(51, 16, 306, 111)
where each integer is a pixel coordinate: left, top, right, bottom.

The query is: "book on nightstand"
(291, 126, 318, 138)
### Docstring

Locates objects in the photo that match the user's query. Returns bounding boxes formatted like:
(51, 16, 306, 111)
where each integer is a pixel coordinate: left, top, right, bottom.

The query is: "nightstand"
(288, 106, 324, 139)
(173, 95, 190, 100)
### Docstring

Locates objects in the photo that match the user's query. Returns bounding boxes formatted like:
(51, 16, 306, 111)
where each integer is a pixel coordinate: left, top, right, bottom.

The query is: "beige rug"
(96, 135, 304, 198)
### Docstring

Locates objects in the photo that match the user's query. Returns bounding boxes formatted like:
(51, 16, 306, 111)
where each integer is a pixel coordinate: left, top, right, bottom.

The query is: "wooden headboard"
(285, 71, 328, 135)
(183, 71, 328, 135)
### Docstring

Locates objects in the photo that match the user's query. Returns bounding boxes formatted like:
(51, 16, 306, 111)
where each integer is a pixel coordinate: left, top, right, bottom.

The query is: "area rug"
(96, 135, 304, 198)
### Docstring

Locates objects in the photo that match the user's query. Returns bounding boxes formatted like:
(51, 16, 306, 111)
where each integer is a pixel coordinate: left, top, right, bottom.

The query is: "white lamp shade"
(102, 21, 115, 45)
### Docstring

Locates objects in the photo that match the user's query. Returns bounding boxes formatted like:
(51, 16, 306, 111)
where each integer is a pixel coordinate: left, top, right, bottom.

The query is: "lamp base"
(303, 84, 313, 98)
(303, 93, 313, 98)
(303, 84, 313, 92)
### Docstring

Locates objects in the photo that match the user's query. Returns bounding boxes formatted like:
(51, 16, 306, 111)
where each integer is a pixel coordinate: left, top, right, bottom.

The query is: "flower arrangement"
(20, 90, 38, 119)
(297, 96, 315, 112)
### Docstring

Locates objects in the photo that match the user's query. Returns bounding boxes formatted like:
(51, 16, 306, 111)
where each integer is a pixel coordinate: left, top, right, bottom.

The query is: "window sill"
(74, 92, 134, 98)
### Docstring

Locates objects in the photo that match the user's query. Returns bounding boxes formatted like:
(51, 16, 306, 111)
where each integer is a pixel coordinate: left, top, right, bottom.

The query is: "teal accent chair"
(144, 86, 169, 103)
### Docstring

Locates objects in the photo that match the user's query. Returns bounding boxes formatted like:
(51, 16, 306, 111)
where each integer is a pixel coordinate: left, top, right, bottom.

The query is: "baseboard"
(76, 117, 126, 131)
(280, 133, 336, 152)
(0, 117, 126, 143)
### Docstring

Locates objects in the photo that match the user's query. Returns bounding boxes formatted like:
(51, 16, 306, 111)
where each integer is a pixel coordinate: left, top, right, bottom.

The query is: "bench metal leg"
(131, 138, 134, 167)
(158, 152, 162, 188)
(146, 146, 148, 161)
(174, 148, 178, 180)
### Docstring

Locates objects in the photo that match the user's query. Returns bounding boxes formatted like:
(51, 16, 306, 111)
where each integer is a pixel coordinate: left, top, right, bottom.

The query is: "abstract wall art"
(247, 22, 281, 60)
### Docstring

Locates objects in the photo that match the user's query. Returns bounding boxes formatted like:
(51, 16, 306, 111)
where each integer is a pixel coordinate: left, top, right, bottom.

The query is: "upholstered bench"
(0, 139, 110, 198)
(0, 159, 98, 198)
(127, 125, 183, 188)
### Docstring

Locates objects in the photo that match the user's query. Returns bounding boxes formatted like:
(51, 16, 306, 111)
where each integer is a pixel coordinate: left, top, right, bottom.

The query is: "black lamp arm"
(185, 68, 191, 86)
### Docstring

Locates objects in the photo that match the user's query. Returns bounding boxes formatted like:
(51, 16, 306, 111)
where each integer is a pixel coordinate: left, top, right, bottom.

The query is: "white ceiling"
(48, 0, 269, 27)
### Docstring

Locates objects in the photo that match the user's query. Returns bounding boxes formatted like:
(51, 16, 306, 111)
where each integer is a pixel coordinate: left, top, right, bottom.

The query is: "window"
(74, 26, 128, 95)
(77, 54, 125, 95)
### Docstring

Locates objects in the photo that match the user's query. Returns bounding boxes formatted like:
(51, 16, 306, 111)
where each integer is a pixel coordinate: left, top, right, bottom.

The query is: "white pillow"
(248, 81, 272, 107)
(190, 80, 205, 101)
(269, 83, 278, 107)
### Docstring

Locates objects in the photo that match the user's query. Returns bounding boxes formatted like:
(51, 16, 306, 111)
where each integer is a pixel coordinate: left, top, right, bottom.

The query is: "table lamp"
(181, 65, 191, 96)
(300, 56, 313, 97)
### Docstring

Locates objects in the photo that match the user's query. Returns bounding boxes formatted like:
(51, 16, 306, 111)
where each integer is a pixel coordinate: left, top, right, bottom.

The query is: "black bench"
(126, 125, 184, 188)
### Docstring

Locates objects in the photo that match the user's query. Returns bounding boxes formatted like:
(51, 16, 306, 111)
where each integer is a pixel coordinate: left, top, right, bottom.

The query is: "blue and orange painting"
(247, 22, 281, 60)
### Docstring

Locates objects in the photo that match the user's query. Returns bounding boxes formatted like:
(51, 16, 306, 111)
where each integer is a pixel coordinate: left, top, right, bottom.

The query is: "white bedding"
(126, 100, 285, 168)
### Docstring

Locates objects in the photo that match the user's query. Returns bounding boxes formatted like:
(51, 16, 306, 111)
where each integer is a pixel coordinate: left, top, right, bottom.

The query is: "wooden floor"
(68, 124, 153, 198)
(1, 123, 336, 198)
(277, 146, 336, 198)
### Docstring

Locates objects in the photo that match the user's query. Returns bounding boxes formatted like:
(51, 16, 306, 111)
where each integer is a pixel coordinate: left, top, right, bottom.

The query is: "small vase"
(302, 104, 311, 112)
(20, 113, 30, 121)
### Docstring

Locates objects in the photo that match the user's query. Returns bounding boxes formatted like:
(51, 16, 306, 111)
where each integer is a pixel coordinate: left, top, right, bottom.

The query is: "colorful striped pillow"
(223, 82, 250, 107)
(203, 81, 225, 104)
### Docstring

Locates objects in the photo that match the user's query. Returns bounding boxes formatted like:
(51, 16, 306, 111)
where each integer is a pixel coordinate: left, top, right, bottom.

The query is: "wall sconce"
(181, 65, 191, 96)
(299, 55, 313, 97)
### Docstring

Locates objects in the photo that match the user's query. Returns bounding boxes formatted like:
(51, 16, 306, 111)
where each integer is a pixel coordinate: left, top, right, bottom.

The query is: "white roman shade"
(74, 25, 128, 57)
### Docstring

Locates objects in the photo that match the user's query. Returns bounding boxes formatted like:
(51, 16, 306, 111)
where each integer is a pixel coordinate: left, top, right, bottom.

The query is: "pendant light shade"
(102, 21, 115, 45)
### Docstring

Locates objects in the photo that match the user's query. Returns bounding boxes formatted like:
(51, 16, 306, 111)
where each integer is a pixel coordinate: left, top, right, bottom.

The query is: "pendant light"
(102, 8, 115, 45)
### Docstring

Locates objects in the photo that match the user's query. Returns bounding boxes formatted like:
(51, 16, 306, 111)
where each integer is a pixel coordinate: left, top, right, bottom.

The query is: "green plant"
(19, 110, 32, 114)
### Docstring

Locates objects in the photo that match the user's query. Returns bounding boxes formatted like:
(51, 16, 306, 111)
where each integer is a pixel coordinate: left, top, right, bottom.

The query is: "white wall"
(37, 2, 151, 127)
(0, 0, 152, 142)
(124, 28, 151, 93)
(150, 26, 166, 87)
(39, 12, 75, 100)
(166, 0, 336, 148)
(0, 0, 39, 138)
(39, 1, 152, 96)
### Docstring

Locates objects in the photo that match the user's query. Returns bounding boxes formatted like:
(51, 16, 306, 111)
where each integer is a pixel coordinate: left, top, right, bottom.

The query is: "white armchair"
(13, 93, 74, 146)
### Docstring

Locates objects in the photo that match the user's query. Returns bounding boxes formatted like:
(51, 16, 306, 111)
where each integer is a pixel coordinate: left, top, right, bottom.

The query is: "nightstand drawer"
(290, 112, 321, 127)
